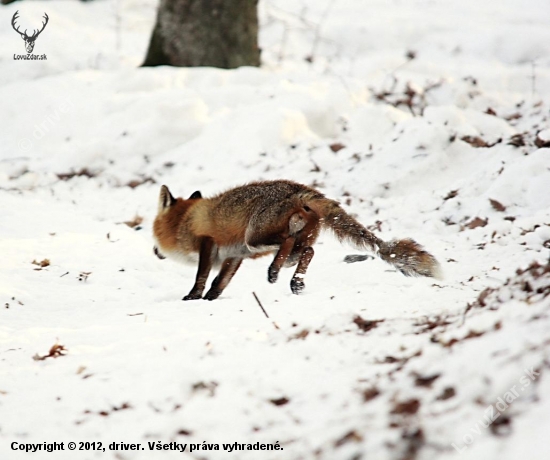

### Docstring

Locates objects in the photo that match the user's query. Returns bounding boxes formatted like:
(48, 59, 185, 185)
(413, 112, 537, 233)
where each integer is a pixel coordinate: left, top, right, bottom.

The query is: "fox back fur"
(153, 180, 441, 301)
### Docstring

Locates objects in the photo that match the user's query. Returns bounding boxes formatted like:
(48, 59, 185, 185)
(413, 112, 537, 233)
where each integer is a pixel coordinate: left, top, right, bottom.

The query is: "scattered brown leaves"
(516, 261, 550, 283)
(437, 330, 485, 348)
(33, 343, 67, 361)
(57, 168, 96, 181)
(414, 315, 452, 333)
(371, 78, 443, 116)
(468, 261, 550, 318)
(87, 402, 132, 417)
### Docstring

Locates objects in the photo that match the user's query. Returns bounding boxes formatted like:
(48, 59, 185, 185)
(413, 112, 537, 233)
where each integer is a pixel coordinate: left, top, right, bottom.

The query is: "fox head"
(153, 185, 202, 259)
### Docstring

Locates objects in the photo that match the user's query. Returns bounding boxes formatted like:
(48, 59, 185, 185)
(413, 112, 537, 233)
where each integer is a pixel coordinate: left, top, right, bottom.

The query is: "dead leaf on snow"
(464, 217, 488, 230)
(507, 133, 526, 147)
(269, 397, 290, 406)
(33, 343, 67, 361)
(123, 215, 143, 228)
(329, 142, 346, 153)
(443, 190, 458, 200)
(391, 398, 420, 415)
(461, 136, 501, 148)
(363, 387, 380, 402)
(127, 176, 156, 189)
(57, 168, 96, 181)
(353, 315, 384, 333)
(413, 373, 441, 388)
(436, 387, 456, 401)
(289, 329, 309, 341)
(334, 430, 363, 447)
(32, 259, 50, 268)
(489, 199, 506, 212)
(461, 135, 489, 148)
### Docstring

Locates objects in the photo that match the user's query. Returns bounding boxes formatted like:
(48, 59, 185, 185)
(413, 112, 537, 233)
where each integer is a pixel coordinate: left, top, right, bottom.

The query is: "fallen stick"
(252, 291, 269, 319)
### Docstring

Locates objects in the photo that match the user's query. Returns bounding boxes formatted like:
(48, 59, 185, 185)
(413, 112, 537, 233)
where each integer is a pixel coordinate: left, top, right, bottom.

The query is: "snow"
(1, 0, 550, 459)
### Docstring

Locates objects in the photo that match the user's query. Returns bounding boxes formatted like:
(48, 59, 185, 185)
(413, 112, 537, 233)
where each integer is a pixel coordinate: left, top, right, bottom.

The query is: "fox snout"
(153, 246, 166, 260)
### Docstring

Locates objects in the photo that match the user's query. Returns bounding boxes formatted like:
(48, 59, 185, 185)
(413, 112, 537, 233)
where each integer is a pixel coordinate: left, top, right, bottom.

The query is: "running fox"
(153, 180, 441, 301)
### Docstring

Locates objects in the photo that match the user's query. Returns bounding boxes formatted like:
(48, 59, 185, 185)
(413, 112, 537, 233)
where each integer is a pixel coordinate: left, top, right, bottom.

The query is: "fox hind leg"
(290, 247, 314, 294)
(266, 207, 318, 283)
(268, 236, 296, 284)
(288, 207, 320, 294)
(267, 207, 321, 294)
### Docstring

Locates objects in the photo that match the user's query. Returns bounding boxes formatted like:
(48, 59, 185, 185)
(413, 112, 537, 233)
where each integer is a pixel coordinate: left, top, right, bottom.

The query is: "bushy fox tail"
(309, 199, 442, 279)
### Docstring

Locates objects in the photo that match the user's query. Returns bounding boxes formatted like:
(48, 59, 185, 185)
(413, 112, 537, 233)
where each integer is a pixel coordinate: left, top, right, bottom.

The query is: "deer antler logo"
(12, 11, 49, 54)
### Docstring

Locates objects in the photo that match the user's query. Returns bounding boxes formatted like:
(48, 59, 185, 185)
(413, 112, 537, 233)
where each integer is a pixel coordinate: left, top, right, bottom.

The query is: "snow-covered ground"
(1, 0, 549, 459)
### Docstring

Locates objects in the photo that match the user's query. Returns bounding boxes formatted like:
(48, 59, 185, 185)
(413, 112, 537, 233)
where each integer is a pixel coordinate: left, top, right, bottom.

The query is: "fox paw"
(203, 289, 221, 301)
(183, 292, 202, 301)
(290, 277, 305, 295)
(268, 266, 279, 284)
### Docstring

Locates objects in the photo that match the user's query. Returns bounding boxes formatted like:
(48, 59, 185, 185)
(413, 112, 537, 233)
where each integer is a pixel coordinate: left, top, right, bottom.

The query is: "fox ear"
(158, 185, 176, 212)
(189, 190, 202, 199)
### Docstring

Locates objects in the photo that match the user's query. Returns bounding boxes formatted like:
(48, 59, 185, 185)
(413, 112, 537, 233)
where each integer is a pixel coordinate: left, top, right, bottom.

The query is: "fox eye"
(189, 190, 202, 199)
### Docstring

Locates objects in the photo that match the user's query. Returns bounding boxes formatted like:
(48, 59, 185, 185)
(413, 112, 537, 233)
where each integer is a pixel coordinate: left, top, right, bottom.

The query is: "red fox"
(153, 180, 441, 301)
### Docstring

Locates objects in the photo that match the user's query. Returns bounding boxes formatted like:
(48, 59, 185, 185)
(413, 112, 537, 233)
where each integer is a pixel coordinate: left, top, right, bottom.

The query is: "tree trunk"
(142, 0, 260, 69)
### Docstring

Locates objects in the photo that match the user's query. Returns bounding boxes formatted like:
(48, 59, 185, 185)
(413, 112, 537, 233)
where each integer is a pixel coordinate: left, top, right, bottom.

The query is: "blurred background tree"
(143, 0, 260, 68)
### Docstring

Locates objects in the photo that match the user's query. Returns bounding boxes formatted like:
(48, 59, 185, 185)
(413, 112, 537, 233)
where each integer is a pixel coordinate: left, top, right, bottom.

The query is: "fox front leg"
(183, 237, 215, 300)
(204, 257, 243, 301)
